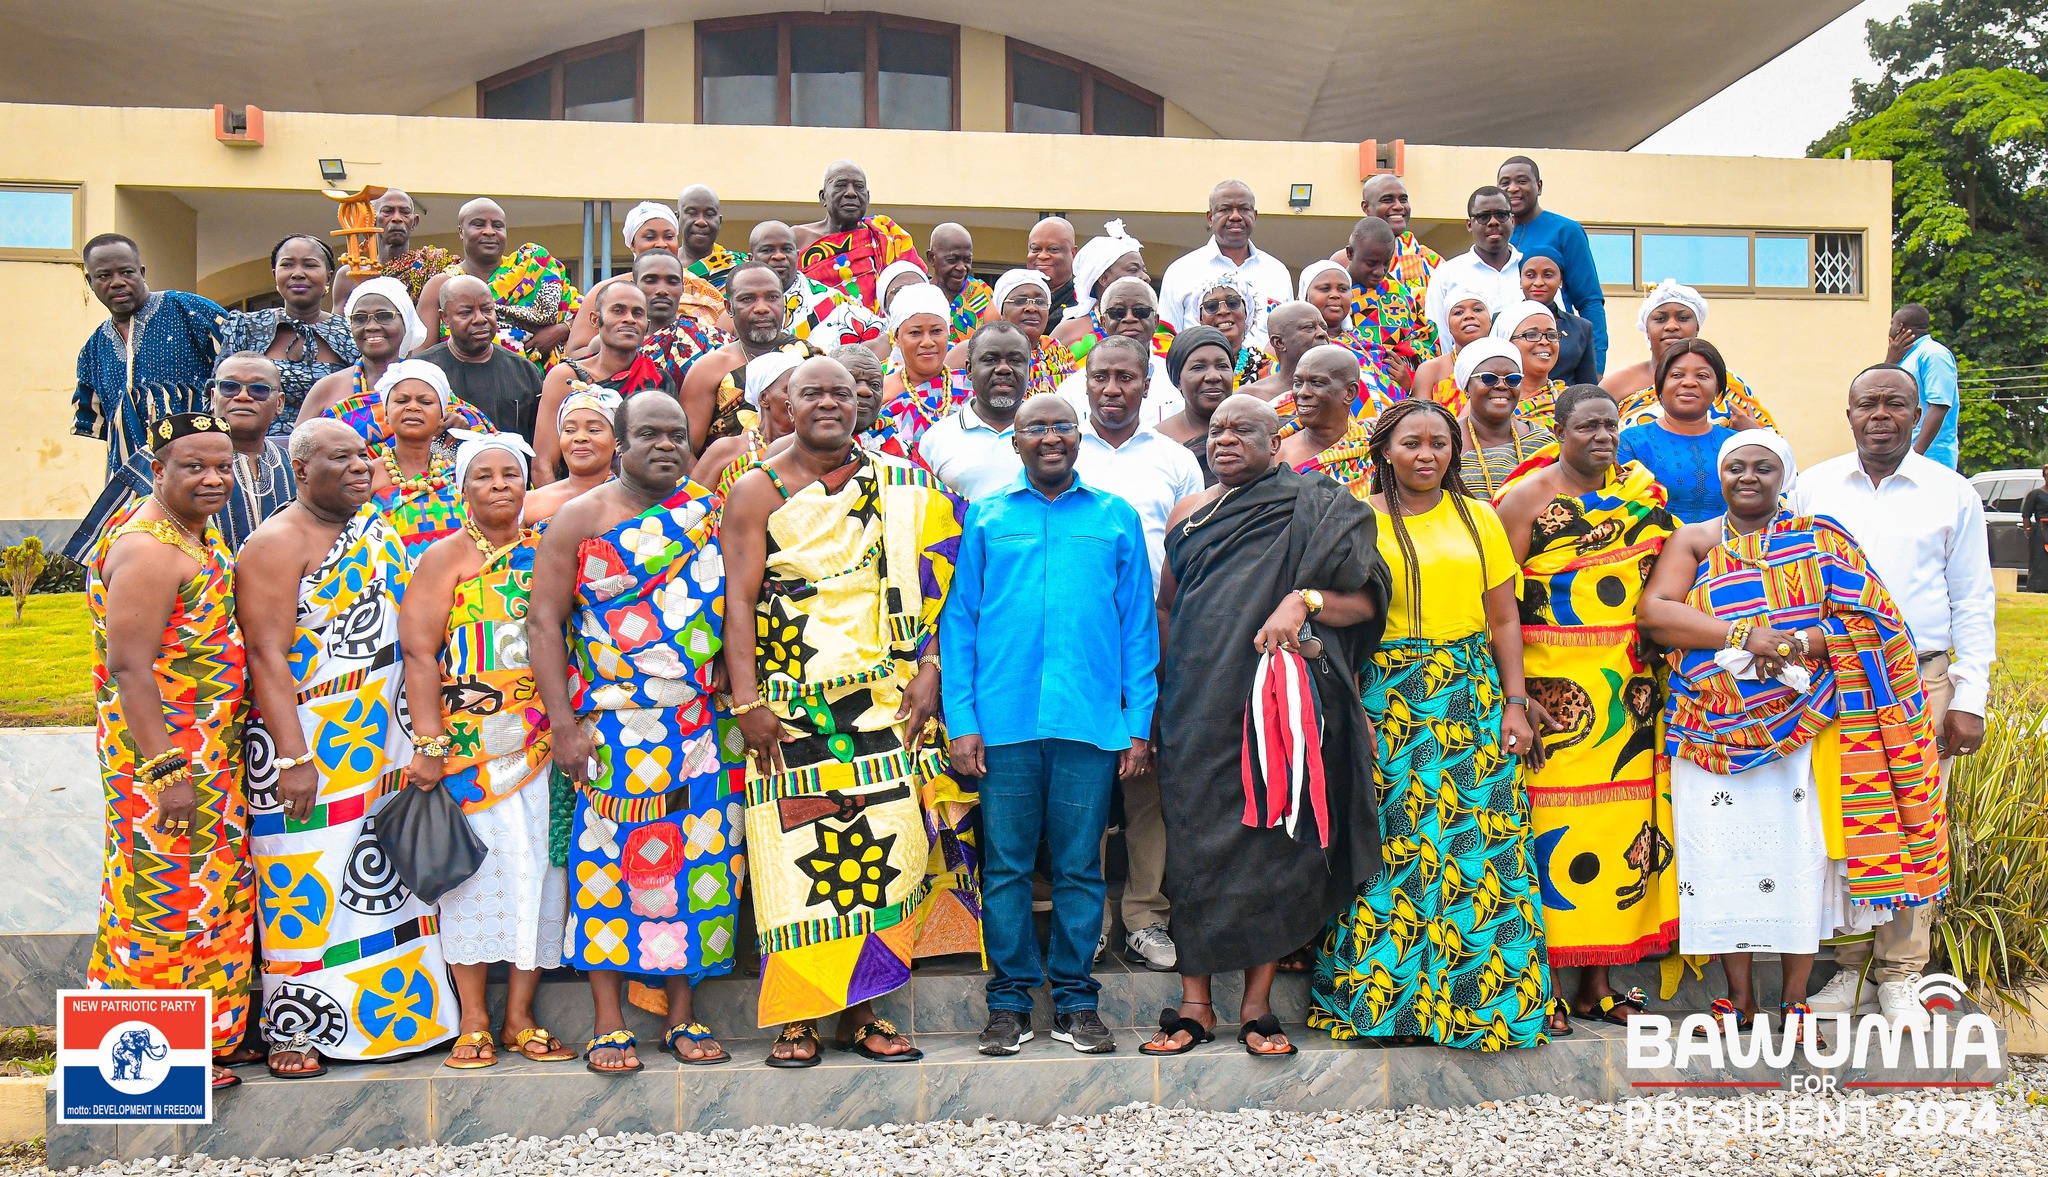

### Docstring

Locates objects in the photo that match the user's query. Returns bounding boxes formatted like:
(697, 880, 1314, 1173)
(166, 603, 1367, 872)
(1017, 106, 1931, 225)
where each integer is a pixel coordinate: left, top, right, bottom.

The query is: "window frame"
(0, 181, 84, 263)
(695, 13, 961, 130)
(1587, 225, 1866, 299)
(479, 32, 645, 122)
(1004, 40, 1162, 136)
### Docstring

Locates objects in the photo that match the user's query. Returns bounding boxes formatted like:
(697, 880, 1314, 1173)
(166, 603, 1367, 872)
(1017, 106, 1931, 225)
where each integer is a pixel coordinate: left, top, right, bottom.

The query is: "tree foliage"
(1835, 0, 2048, 130)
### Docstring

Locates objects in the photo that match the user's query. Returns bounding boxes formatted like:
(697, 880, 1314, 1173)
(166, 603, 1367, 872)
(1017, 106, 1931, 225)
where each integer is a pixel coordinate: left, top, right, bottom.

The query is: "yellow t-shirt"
(1374, 494, 1519, 643)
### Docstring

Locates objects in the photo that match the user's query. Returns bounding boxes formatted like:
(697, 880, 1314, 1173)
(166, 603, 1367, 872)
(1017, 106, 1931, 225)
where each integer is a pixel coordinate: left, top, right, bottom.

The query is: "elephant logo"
(109, 1028, 166, 1081)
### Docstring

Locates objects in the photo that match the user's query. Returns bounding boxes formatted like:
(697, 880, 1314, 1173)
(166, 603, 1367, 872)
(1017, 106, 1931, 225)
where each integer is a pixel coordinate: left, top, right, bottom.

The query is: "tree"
(1826, 0, 2048, 135)
(1815, 68, 2048, 466)
(2, 536, 46, 623)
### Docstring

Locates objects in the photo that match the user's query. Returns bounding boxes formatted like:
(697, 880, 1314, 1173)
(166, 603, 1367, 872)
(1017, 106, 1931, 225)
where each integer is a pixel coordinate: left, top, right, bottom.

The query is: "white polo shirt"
(918, 400, 1022, 503)
(1073, 417, 1204, 584)
(1158, 237, 1294, 333)
(1423, 246, 1526, 337)
(1057, 355, 1183, 431)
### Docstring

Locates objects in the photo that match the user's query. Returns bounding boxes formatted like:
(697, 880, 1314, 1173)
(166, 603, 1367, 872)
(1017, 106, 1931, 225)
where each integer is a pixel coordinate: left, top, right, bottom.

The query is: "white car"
(1970, 467, 2044, 587)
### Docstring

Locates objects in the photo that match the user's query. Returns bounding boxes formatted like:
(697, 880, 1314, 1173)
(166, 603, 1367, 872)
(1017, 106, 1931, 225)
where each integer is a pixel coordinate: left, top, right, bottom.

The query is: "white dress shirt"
(1057, 356, 1183, 431)
(1790, 449, 1997, 715)
(1073, 417, 1204, 584)
(1158, 238, 1293, 334)
(1423, 246, 1526, 337)
(920, 401, 1022, 503)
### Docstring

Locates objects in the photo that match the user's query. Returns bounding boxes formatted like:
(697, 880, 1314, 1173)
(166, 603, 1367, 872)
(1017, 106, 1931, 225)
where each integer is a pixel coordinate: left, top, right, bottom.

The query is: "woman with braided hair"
(1309, 397, 1554, 1051)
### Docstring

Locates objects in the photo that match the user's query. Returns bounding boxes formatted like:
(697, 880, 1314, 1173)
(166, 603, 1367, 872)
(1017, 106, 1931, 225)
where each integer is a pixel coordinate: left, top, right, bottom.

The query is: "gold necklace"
(378, 445, 450, 494)
(462, 519, 524, 566)
(1182, 485, 1241, 532)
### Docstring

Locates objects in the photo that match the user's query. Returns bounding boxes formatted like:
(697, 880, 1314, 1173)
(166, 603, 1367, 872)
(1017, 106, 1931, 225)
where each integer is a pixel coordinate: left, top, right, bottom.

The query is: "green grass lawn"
(1996, 591, 2048, 673)
(0, 592, 92, 727)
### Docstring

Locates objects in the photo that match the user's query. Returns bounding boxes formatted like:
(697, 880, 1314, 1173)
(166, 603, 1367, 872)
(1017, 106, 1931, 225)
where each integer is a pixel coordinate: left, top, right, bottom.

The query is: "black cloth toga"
(415, 341, 545, 442)
(1157, 465, 1390, 976)
(2024, 487, 2048, 593)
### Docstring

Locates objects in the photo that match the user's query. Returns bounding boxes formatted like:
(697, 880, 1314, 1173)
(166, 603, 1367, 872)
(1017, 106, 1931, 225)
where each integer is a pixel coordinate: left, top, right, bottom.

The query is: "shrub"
(1936, 677, 2048, 1011)
(1, 537, 46, 623)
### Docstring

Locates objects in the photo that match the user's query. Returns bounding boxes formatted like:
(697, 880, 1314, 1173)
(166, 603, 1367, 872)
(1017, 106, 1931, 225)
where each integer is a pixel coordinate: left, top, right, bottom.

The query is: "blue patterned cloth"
(73, 291, 227, 476)
(1616, 421, 1739, 525)
(220, 308, 360, 434)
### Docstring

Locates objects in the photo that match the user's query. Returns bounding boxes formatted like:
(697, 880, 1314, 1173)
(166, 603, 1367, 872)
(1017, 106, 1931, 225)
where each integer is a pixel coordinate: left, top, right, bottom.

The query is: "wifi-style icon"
(1911, 972, 1967, 1014)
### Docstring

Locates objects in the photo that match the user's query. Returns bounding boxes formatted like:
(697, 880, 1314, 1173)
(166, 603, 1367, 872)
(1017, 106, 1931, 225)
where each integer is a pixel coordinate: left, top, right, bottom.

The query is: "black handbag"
(373, 781, 488, 905)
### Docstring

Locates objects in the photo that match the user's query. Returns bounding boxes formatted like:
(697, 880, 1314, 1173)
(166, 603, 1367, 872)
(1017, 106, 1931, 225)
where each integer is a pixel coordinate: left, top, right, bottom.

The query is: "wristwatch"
(1298, 589, 1325, 617)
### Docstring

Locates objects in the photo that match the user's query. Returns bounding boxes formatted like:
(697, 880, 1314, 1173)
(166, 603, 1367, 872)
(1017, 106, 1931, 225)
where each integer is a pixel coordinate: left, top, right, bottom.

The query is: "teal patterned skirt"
(1308, 632, 1551, 1051)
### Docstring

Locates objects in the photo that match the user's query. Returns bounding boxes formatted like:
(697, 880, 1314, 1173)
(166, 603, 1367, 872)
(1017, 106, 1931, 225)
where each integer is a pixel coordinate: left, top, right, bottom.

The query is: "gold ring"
(922, 717, 940, 738)
(1775, 643, 1792, 657)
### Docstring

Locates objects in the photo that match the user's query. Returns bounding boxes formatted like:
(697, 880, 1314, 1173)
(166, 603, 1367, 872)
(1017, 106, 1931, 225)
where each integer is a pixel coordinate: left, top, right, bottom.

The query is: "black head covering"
(1165, 325, 1236, 386)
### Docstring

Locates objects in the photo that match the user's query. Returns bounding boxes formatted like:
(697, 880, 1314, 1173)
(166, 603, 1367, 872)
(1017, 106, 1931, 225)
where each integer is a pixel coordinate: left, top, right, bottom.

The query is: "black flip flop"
(1548, 998, 1576, 1037)
(264, 1049, 327, 1080)
(1139, 1007, 1215, 1056)
(584, 1030, 642, 1076)
(764, 1024, 822, 1068)
(834, 1019, 922, 1062)
(1577, 987, 1647, 1027)
(1237, 1014, 1298, 1058)
(665, 1022, 731, 1067)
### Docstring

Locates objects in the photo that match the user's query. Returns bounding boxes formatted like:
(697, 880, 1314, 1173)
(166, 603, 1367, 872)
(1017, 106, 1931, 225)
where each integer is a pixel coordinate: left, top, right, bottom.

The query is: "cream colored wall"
(644, 22, 695, 124)
(1163, 103, 1218, 139)
(414, 85, 475, 118)
(0, 102, 1890, 524)
(959, 29, 1006, 132)
(114, 189, 198, 293)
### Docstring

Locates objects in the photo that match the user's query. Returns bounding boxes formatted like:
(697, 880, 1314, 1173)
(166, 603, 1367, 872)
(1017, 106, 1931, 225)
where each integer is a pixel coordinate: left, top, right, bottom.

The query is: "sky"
(1633, 0, 1915, 156)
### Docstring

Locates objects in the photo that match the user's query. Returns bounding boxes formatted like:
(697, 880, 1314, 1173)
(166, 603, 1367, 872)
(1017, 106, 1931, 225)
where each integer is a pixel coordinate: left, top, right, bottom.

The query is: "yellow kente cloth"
(439, 536, 550, 815)
(1498, 450, 1680, 964)
(1616, 370, 1775, 430)
(744, 452, 972, 1024)
(88, 507, 254, 1054)
(1282, 417, 1376, 499)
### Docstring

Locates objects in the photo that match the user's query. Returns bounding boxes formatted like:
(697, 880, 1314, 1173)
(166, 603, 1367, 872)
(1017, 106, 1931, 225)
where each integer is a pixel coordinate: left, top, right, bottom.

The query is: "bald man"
(791, 161, 924, 313)
(1329, 175, 1442, 290)
(418, 199, 578, 368)
(1159, 180, 1292, 333)
(678, 184, 748, 291)
(332, 188, 455, 306)
(928, 223, 993, 343)
(1028, 216, 1079, 323)
(409, 274, 545, 439)
(752, 219, 885, 352)
(1241, 300, 1332, 403)
(1275, 344, 1375, 497)
(1340, 215, 1439, 395)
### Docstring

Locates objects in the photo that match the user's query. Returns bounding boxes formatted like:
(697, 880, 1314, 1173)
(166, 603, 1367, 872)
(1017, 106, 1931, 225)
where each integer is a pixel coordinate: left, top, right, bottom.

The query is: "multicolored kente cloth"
(74, 290, 228, 475)
(866, 370, 975, 470)
(88, 505, 254, 1054)
(248, 506, 455, 1061)
(745, 452, 971, 1024)
(563, 482, 744, 984)
(64, 436, 296, 563)
(1616, 371, 1775, 430)
(1029, 338, 1080, 399)
(786, 276, 886, 349)
(369, 447, 466, 564)
(1281, 418, 1375, 498)
(1392, 232, 1444, 290)
(444, 244, 580, 367)
(948, 278, 995, 343)
(686, 245, 749, 292)
(1514, 379, 1571, 433)
(1661, 512, 1948, 908)
(1499, 450, 1679, 965)
(323, 367, 495, 450)
(1461, 424, 1556, 501)
(642, 318, 724, 391)
(1345, 278, 1440, 392)
(800, 215, 923, 312)
(1310, 631, 1552, 1051)
(381, 246, 457, 301)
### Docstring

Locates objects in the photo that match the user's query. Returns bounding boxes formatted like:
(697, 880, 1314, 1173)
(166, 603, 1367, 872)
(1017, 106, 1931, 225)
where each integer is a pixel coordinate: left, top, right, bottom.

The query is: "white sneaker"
(1094, 930, 1109, 965)
(1878, 978, 1933, 1031)
(1809, 968, 1878, 1014)
(1125, 924, 1177, 972)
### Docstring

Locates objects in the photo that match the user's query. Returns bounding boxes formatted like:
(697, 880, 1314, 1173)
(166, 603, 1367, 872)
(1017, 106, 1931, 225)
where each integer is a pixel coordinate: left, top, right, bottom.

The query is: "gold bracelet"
(730, 698, 767, 717)
(1725, 616, 1755, 650)
(413, 735, 453, 758)
(137, 748, 185, 779)
(141, 767, 191, 800)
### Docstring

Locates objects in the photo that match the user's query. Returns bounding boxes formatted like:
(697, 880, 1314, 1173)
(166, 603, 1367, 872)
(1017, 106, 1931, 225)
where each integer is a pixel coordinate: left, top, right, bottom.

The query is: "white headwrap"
(887, 282, 951, 336)
(1196, 269, 1269, 349)
(1454, 338, 1524, 388)
(1489, 300, 1557, 343)
(876, 260, 929, 312)
(449, 428, 531, 489)
(343, 276, 427, 356)
(1296, 259, 1349, 301)
(622, 201, 678, 247)
(743, 351, 804, 407)
(1434, 274, 1503, 321)
(557, 387, 620, 431)
(1064, 218, 1145, 323)
(991, 267, 1051, 311)
(1717, 428, 1797, 493)
(372, 357, 451, 412)
(1637, 278, 1708, 332)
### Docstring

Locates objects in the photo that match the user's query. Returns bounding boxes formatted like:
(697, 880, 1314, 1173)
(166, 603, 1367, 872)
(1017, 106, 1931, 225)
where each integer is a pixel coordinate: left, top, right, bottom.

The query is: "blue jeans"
(981, 738, 1118, 1015)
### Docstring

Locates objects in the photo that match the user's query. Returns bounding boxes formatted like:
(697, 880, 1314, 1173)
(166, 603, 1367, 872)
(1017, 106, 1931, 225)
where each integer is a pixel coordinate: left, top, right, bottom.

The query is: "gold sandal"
(444, 1030, 497, 1069)
(511, 1025, 577, 1062)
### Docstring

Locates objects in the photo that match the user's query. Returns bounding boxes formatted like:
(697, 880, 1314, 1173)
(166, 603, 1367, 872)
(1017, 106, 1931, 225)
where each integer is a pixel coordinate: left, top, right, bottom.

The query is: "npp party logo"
(56, 991, 213, 1123)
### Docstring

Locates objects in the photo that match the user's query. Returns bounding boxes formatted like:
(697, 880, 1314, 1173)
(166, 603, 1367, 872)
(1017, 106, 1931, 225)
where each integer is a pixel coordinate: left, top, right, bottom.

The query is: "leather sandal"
(835, 1019, 921, 1062)
(584, 1029, 641, 1075)
(765, 1023, 821, 1069)
(1139, 1007, 1215, 1056)
(1237, 1013, 1298, 1058)
(665, 1022, 731, 1066)
(510, 1025, 577, 1062)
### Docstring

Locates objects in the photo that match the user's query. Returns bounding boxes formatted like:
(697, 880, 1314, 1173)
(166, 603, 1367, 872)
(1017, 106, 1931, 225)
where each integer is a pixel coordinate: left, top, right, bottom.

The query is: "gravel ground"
(15, 1058, 2046, 1177)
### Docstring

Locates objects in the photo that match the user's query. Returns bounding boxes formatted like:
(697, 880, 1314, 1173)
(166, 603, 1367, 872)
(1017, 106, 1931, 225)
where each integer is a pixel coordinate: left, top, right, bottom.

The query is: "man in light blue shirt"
(942, 394, 1158, 1058)
(1889, 303, 1961, 469)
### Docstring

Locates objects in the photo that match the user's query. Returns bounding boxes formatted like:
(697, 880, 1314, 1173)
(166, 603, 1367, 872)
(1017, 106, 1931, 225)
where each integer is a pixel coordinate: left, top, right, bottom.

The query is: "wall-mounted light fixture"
(318, 159, 348, 185)
(1288, 184, 1313, 211)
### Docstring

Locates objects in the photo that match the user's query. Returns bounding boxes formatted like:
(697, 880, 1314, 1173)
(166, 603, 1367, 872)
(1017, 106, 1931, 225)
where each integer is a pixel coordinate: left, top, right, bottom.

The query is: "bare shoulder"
(1165, 484, 1222, 529)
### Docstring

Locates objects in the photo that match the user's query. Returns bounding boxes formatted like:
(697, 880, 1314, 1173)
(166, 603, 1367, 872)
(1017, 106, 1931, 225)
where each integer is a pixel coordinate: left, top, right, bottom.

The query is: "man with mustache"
(1159, 180, 1291, 335)
(332, 189, 454, 306)
(73, 233, 228, 478)
(920, 321, 1032, 502)
(792, 161, 925, 313)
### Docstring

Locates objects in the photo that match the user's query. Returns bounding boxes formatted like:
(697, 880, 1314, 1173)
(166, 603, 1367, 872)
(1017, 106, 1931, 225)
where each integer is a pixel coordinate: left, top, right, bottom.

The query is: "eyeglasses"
(209, 378, 277, 401)
(347, 310, 402, 329)
(1018, 422, 1079, 438)
(1510, 328, 1561, 344)
(1200, 295, 1245, 315)
(1470, 210, 1514, 224)
(1102, 305, 1155, 323)
(1004, 295, 1049, 309)
(1468, 372, 1525, 390)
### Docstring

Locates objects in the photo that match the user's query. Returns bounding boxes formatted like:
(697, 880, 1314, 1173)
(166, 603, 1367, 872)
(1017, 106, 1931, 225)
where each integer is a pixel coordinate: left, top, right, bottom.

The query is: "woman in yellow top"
(1309, 398, 1553, 1052)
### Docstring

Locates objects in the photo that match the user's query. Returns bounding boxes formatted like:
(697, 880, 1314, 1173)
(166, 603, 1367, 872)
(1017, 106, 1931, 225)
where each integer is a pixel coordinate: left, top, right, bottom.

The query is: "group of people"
(75, 154, 1995, 1092)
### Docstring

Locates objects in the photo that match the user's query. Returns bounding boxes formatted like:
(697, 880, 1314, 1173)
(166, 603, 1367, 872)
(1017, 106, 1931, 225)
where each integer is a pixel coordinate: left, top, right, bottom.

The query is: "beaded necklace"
(462, 518, 526, 567)
(1463, 418, 1544, 498)
(377, 444, 451, 494)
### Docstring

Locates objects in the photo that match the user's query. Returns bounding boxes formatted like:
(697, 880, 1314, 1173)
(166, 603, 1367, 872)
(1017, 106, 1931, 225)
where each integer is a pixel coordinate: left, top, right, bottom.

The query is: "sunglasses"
(1469, 372, 1525, 390)
(1471, 210, 1514, 224)
(347, 310, 402, 329)
(209, 378, 278, 402)
(1018, 422, 1079, 438)
(1510, 328, 1562, 344)
(1102, 305, 1155, 323)
(1200, 295, 1246, 315)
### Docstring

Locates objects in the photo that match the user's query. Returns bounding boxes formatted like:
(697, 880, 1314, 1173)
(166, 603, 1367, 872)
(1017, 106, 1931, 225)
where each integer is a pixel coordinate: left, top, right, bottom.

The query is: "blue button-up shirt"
(940, 471, 1158, 752)
(1900, 333, 1960, 469)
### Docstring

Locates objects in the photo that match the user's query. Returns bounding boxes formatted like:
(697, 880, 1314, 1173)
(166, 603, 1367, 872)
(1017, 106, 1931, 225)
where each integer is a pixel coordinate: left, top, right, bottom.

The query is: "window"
(0, 183, 81, 261)
(1588, 227, 1864, 296)
(481, 34, 642, 122)
(1007, 41, 1161, 136)
(698, 15, 959, 130)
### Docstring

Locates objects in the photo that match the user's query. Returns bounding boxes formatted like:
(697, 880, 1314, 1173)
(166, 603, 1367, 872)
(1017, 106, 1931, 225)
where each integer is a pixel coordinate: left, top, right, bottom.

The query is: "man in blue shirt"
(1499, 156, 1609, 373)
(943, 394, 1159, 1058)
(1888, 303, 1961, 469)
